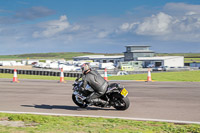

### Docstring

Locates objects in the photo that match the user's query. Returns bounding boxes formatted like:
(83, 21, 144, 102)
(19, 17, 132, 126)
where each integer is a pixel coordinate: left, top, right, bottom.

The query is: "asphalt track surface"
(0, 78, 200, 124)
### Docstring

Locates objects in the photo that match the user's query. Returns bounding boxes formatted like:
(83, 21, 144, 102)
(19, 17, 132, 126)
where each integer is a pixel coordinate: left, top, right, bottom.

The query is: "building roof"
(74, 55, 124, 59)
(124, 50, 154, 53)
(125, 45, 151, 47)
(137, 56, 183, 61)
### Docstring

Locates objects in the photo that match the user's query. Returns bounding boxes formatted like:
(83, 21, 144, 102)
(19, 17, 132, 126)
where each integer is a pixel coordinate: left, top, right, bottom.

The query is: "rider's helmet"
(81, 63, 91, 74)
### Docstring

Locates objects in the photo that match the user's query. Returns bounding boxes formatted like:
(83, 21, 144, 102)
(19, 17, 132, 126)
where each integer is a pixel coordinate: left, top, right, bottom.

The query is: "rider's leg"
(86, 92, 107, 105)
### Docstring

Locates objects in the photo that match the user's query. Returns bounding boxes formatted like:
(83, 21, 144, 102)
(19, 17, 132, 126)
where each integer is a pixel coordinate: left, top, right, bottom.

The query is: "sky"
(1, 0, 200, 55)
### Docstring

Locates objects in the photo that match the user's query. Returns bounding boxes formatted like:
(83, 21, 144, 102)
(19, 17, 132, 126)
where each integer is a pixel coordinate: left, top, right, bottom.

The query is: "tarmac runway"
(0, 78, 200, 124)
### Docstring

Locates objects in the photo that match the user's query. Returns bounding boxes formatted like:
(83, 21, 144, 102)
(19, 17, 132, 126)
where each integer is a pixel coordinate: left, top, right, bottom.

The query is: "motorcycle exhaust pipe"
(74, 92, 86, 100)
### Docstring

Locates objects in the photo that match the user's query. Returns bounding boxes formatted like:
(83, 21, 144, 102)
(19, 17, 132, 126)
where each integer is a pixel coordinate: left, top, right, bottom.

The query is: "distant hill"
(155, 53, 200, 58)
(0, 52, 200, 63)
(155, 53, 200, 63)
(0, 52, 123, 60)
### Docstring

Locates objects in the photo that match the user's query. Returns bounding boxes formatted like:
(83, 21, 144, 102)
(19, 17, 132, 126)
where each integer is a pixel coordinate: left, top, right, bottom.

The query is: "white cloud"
(177, 16, 200, 32)
(119, 22, 138, 31)
(135, 12, 172, 35)
(2, 2, 200, 55)
(185, 11, 198, 16)
(71, 25, 80, 31)
(118, 3, 200, 42)
(33, 15, 79, 38)
(120, 23, 129, 30)
(97, 31, 109, 38)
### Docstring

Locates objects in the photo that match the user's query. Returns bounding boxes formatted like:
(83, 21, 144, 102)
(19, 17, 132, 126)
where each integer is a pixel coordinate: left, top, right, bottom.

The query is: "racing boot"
(85, 97, 93, 106)
(91, 98, 109, 107)
(100, 99, 110, 107)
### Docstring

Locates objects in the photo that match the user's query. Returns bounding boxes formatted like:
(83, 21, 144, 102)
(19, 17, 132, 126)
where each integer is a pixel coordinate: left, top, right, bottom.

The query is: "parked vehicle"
(147, 64, 155, 68)
(117, 71, 129, 76)
(72, 78, 130, 110)
(121, 65, 134, 71)
(153, 66, 168, 71)
(99, 63, 115, 69)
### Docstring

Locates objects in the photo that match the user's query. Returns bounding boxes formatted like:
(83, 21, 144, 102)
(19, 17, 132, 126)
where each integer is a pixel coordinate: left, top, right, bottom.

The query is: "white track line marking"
(0, 111, 200, 125)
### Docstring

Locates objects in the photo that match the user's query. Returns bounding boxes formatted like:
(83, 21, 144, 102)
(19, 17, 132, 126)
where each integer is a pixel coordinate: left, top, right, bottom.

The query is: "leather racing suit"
(82, 70, 108, 104)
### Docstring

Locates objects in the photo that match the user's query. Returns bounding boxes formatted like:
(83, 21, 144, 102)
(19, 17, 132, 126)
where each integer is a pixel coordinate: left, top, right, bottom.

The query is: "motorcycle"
(72, 78, 130, 110)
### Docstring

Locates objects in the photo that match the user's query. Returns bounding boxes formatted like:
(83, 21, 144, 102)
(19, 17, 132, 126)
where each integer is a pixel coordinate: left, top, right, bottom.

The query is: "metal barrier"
(0, 68, 82, 78)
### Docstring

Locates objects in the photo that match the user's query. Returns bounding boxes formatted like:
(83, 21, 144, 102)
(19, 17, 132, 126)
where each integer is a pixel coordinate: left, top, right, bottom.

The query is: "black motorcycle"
(72, 78, 130, 110)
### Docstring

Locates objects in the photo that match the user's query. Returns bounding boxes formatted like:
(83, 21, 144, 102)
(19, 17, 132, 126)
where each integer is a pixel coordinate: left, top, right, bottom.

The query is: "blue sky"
(1, 0, 200, 55)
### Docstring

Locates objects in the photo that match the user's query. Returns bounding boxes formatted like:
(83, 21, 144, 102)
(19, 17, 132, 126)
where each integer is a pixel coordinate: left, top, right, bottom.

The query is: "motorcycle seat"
(109, 83, 119, 88)
(106, 83, 119, 93)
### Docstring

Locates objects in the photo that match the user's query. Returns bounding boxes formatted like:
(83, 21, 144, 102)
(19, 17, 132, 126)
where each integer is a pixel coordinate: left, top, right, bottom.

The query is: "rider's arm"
(82, 75, 88, 88)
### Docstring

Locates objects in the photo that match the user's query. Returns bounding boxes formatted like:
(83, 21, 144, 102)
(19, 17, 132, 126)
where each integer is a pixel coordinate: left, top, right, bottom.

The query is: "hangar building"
(73, 45, 184, 69)
(137, 56, 184, 68)
(123, 45, 184, 68)
(73, 55, 124, 65)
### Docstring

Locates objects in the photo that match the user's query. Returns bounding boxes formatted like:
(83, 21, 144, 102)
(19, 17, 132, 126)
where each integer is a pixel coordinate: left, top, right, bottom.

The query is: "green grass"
(108, 70, 200, 82)
(0, 52, 199, 64)
(0, 113, 199, 133)
(184, 58, 200, 60)
(155, 53, 200, 58)
(0, 52, 92, 60)
(0, 52, 199, 60)
(1, 70, 200, 82)
(184, 58, 200, 63)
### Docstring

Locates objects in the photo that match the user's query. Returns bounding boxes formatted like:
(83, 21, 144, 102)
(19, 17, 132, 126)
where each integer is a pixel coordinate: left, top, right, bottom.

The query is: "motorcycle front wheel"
(72, 94, 88, 108)
(112, 93, 130, 110)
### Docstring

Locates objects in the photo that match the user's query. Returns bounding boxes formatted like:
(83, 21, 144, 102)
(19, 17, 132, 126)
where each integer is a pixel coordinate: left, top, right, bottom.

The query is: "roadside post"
(146, 68, 152, 82)
(104, 68, 108, 81)
(59, 68, 66, 83)
(12, 69, 20, 83)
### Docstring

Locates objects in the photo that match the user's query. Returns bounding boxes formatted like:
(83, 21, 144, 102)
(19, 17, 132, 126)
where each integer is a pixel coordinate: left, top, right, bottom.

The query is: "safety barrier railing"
(0, 68, 82, 78)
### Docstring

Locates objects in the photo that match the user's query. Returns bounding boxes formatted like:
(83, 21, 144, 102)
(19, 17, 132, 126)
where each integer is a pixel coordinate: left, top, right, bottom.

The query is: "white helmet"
(81, 63, 91, 74)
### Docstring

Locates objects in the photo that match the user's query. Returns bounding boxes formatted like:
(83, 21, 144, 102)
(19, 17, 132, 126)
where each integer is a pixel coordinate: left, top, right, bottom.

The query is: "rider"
(81, 63, 108, 106)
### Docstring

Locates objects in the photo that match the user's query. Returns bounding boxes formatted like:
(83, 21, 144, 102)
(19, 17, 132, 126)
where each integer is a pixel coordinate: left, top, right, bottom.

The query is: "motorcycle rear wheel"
(112, 93, 130, 110)
(72, 94, 88, 108)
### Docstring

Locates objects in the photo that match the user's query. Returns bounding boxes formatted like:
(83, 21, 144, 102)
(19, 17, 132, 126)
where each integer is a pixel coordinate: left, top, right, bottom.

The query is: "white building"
(138, 56, 184, 68)
(73, 45, 185, 69)
(124, 45, 155, 61)
(73, 55, 124, 65)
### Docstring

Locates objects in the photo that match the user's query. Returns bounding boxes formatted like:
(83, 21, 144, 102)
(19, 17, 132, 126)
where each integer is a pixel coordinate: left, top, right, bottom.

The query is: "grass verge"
(108, 70, 200, 82)
(0, 113, 200, 133)
(0, 70, 200, 82)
